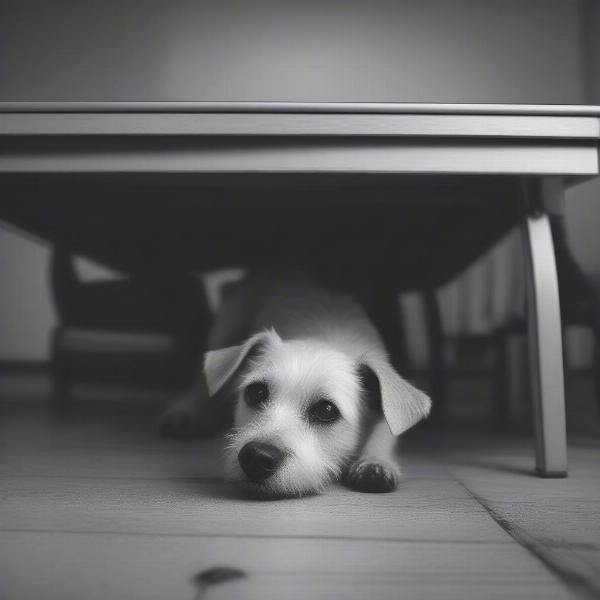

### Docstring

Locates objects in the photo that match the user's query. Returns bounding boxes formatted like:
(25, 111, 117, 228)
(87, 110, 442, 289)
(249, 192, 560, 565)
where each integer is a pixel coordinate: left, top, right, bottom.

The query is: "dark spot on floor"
(194, 566, 247, 587)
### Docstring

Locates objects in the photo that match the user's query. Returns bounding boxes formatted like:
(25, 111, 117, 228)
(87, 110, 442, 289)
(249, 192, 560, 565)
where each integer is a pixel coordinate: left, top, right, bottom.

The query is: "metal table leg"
(522, 179, 567, 477)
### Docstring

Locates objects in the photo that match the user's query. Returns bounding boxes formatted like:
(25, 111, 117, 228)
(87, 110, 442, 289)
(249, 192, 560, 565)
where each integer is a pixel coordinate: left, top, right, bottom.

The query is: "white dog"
(161, 272, 430, 496)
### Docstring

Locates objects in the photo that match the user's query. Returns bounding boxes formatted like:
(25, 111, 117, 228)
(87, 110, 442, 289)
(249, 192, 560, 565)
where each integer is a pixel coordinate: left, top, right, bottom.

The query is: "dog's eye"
(244, 382, 269, 408)
(309, 400, 340, 424)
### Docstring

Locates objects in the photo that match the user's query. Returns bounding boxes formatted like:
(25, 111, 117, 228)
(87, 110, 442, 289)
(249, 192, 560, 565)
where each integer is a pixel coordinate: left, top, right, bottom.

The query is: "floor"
(1, 378, 599, 599)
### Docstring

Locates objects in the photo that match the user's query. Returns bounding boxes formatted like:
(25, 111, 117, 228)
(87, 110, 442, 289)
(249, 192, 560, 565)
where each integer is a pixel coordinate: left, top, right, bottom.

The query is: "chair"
(494, 215, 600, 424)
(49, 248, 210, 403)
(425, 214, 600, 426)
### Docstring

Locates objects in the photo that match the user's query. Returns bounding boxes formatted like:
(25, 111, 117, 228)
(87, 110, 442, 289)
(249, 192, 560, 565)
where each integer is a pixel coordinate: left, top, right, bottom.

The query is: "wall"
(0, 0, 587, 103)
(0, 227, 54, 360)
(566, 0, 600, 277)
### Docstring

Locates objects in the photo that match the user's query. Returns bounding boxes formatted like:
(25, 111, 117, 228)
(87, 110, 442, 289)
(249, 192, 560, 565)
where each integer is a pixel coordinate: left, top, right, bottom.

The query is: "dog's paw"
(159, 397, 199, 439)
(345, 459, 400, 493)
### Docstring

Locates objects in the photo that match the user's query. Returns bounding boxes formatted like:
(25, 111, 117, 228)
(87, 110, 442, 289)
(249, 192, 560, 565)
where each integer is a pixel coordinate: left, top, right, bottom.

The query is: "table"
(1, 102, 599, 477)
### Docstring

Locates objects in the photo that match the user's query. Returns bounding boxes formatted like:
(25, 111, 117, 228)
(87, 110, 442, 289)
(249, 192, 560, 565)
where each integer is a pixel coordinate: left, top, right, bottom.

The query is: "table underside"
(1, 104, 598, 287)
(1, 173, 521, 290)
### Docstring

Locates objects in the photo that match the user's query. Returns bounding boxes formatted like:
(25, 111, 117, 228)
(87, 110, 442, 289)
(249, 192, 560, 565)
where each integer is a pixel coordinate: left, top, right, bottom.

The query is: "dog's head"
(205, 329, 430, 497)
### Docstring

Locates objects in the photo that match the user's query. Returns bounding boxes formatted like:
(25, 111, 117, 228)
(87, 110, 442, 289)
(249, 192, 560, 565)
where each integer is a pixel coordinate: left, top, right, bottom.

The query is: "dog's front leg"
(345, 419, 400, 493)
(160, 378, 232, 439)
(160, 386, 203, 438)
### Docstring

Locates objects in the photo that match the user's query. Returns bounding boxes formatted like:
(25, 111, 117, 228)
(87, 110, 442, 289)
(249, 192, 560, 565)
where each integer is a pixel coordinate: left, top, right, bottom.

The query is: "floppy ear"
(204, 330, 280, 397)
(360, 355, 431, 435)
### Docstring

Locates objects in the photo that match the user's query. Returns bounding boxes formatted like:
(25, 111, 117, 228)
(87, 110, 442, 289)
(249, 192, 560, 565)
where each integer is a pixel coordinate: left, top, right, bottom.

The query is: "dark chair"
(50, 249, 210, 404)
(425, 214, 600, 426)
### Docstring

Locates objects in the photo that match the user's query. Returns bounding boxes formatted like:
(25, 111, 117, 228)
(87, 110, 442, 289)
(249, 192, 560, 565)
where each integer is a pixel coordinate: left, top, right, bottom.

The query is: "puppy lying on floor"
(161, 272, 430, 497)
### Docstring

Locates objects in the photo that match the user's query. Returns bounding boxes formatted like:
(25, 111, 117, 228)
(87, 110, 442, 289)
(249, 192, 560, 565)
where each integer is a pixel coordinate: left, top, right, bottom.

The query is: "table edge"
(1, 102, 600, 117)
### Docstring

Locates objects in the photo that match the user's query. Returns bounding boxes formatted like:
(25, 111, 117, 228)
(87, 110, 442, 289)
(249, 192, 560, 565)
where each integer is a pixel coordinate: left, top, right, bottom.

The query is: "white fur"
(163, 273, 431, 497)
(225, 335, 367, 495)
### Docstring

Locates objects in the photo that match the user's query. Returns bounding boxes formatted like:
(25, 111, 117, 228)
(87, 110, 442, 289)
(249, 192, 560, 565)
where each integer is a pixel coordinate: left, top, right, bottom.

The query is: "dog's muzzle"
(238, 441, 283, 482)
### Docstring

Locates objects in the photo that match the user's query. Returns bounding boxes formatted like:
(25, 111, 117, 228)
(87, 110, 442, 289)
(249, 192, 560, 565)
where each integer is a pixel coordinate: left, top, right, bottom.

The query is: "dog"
(161, 272, 431, 496)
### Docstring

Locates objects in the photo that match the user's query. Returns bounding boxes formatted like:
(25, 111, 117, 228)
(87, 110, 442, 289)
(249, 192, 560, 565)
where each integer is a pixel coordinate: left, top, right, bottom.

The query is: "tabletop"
(1, 103, 599, 177)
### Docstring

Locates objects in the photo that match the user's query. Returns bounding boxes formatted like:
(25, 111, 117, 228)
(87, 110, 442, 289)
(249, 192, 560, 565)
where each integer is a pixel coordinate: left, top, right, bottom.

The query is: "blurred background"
(1, 0, 599, 431)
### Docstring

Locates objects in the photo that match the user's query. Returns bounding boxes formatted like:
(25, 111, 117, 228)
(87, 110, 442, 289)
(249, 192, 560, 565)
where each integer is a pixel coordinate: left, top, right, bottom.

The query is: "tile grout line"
(452, 473, 599, 600)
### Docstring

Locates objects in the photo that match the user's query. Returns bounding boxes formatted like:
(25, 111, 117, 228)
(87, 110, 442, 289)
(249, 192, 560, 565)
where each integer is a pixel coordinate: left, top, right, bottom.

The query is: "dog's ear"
(356, 363, 383, 414)
(358, 356, 431, 435)
(204, 329, 280, 397)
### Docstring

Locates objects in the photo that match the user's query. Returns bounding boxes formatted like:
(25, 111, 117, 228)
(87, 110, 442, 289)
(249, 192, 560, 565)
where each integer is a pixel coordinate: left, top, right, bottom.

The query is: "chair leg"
(424, 290, 445, 423)
(522, 196, 567, 477)
(492, 329, 510, 430)
(51, 370, 71, 410)
(593, 323, 600, 425)
(50, 327, 72, 412)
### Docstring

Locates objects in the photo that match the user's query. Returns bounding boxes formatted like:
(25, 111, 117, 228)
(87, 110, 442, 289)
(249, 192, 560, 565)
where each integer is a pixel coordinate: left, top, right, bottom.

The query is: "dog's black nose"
(238, 442, 283, 481)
